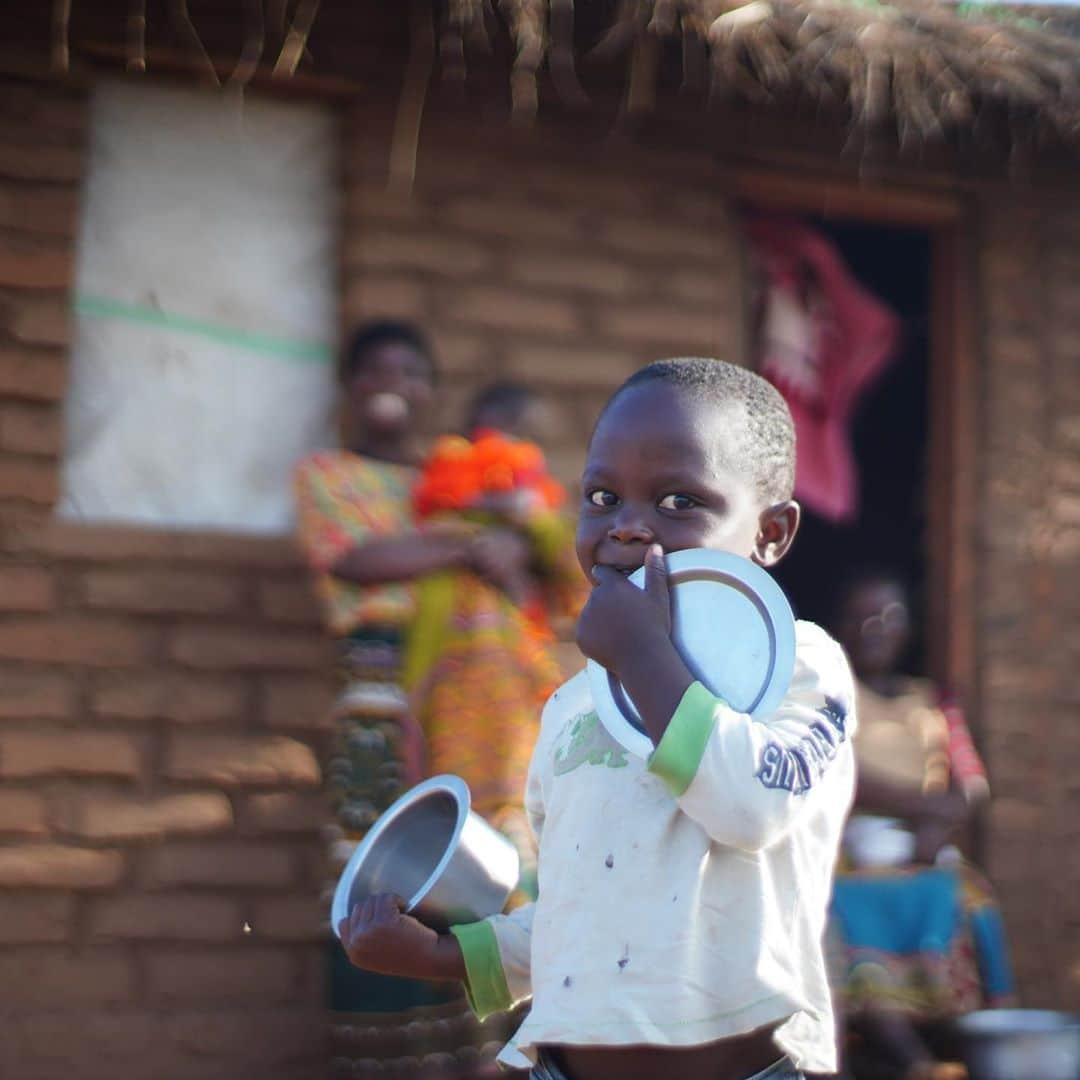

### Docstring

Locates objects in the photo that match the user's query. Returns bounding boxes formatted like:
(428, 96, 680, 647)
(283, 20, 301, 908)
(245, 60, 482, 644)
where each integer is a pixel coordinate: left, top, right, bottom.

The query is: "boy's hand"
(576, 544, 673, 676)
(338, 893, 460, 980)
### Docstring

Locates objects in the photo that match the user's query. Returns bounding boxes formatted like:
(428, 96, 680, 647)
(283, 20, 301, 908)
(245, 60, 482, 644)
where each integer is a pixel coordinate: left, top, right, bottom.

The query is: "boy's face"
(576, 382, 798, 581)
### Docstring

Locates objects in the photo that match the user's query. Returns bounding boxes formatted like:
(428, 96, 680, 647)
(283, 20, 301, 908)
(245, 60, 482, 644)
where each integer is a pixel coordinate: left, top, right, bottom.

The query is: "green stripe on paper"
(74, 294, 333, 364)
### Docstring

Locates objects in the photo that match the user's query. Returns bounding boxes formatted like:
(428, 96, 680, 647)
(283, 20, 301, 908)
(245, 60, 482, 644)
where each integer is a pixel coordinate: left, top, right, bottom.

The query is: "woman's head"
(832, 568, 911, 679)
(341, 321, 437, 441)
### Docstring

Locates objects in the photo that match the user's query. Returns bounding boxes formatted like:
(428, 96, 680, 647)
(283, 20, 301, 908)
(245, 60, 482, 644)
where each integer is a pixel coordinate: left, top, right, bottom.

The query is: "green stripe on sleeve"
(449, 920, 513, 1020)
(647, 682, 719, 796)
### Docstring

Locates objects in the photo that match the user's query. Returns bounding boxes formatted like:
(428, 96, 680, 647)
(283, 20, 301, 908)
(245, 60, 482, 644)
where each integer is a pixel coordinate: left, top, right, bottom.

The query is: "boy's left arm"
(645, 635, 855, 852)
(578, 546, 855, 852)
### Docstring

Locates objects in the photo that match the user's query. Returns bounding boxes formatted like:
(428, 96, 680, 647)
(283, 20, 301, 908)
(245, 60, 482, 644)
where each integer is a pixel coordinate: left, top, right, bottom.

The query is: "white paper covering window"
(59, 81, 338, 534)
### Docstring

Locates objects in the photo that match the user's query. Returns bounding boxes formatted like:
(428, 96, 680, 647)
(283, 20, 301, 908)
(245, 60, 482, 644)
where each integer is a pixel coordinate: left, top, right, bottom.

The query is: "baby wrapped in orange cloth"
(405, 430, 584, 901)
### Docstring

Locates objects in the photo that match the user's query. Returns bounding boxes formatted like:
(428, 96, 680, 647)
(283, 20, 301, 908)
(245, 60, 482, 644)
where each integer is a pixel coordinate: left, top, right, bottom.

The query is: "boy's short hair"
(607, 357, 796, 504)
(341, 320, 437, 384)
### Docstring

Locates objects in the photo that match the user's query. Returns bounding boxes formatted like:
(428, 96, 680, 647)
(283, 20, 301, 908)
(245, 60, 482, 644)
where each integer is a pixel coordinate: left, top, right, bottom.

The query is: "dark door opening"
(751, 218, 933, 671)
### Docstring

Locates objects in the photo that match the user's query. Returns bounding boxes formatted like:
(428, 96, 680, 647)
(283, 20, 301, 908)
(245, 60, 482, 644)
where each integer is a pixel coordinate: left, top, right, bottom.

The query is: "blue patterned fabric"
(832, 868, 960, 955)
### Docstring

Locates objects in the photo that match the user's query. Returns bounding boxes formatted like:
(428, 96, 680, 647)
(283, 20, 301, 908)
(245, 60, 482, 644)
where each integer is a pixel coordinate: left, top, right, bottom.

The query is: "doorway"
(732, 167, 974, 698)
(765, 220, 933, 672)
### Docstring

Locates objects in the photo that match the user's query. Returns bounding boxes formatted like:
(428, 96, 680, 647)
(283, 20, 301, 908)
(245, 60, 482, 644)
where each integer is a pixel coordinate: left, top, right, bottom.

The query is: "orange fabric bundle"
(412, 430, 565, 519)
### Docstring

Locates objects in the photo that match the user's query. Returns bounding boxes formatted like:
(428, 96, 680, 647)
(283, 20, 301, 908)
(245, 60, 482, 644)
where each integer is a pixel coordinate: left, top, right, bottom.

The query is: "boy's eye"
(658, 493, 699, 511)
(587, 489, 619, 508)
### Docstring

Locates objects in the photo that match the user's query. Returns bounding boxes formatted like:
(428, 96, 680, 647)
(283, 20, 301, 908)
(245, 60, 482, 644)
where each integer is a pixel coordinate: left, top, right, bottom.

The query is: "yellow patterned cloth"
(423, 599, 555, 815)
(403, 511, 586, 902)
(294, 451, 417, 636)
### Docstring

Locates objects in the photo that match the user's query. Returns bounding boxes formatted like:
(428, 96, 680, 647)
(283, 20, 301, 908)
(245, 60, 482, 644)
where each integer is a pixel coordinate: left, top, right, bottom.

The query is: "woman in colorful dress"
(828, 570, 1015, 1080)
(294, 323, 578, 1078)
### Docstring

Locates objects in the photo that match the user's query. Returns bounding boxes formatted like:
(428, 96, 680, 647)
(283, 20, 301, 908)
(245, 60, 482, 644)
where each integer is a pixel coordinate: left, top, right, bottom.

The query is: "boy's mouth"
(596, 563, 640, 577)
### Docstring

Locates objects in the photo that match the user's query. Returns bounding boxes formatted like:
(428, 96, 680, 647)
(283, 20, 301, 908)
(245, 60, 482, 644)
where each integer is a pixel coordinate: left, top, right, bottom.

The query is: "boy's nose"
(608, 511, 653, 545)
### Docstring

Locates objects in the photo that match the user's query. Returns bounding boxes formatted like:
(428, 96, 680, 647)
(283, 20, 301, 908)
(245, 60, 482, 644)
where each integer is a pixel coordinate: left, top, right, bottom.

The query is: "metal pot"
(953, 1009, 1080, 1080)
(331, 775, 520, 934)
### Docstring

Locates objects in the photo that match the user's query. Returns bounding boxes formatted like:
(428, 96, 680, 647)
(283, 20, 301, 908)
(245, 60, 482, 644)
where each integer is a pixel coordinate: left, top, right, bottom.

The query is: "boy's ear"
(752, 500, 800, 568)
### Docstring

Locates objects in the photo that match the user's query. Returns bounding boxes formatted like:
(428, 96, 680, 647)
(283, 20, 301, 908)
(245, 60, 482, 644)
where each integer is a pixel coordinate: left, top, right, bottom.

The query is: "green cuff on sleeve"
(647, 681, 720, 796)
(449, 920, 513, 1020)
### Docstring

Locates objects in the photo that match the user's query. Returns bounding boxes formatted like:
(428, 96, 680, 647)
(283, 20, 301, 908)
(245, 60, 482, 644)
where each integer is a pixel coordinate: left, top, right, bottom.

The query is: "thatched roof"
(31, 0, 1080, 154)
(449, 0, 1080, 152)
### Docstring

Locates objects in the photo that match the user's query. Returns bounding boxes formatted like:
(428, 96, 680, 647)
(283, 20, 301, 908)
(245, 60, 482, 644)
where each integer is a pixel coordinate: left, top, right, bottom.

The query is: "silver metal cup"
(332, 774, 520, 934)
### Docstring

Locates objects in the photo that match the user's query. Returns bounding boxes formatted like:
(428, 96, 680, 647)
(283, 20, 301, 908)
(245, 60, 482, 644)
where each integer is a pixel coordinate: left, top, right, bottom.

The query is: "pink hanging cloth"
(745, 217, 900, 523)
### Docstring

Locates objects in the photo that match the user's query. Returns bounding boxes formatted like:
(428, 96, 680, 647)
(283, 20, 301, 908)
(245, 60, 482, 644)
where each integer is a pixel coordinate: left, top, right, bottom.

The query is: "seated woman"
(828, 569, 1015, 1080)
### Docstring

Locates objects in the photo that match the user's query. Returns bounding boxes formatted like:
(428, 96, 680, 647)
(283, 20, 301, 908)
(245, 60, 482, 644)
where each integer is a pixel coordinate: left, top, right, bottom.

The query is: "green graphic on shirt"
(553, 711, 630, 775)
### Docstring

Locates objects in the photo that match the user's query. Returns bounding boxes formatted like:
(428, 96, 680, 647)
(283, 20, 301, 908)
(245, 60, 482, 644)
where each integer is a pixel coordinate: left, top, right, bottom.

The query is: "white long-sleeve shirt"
(450, 620, 856, 1073)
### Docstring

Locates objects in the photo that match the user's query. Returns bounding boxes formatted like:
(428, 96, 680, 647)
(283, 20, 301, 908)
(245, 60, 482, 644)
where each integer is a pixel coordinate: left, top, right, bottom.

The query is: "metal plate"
(586, 549, 796, 759)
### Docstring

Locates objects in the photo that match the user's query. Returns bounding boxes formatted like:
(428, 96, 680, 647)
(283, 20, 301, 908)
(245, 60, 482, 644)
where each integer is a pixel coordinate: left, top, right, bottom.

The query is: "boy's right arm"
(448, 690, 549, 1017)
(337, 893, 537, 1019)
(340, 689, 551, 1011)
(338, 893, 466, 982)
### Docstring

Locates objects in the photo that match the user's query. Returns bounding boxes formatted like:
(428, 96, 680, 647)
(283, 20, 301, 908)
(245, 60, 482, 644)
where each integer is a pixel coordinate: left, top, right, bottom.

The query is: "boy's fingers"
(374, 893, 406, 921)
(352, 895, 376, 929)
(643, 544, 668, 609)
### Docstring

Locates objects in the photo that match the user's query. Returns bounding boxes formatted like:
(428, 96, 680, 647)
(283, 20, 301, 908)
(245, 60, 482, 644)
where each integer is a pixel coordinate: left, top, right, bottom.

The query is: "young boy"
(339, 358, 857, 1080)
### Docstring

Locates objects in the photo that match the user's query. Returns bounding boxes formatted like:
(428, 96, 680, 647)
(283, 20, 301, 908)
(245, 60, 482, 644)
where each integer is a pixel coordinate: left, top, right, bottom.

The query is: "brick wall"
(0, 519, 337, 1079)
(2, 63, 1079, 1078)
(0, 76, 744, 1079)
(340, 101, 747, 484)
(975, 193, 1080, 1010)
(0, 77, 337, 1080)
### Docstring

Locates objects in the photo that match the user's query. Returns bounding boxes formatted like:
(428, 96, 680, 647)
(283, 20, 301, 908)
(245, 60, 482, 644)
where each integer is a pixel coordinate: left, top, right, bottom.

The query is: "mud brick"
(0, 844, 124, 888)
(441, 286, 579, 335)
(165, 734, 320, 788)
(0, 616, 150, 666)
(0, 892, 72, 943)
(58, 791, 233, 841)
(141, 842, 294, 889)
(0, 565, 54, 610)
(0, 947, 134, 1007)
(81, 569, 244, 616)
(88, 893, 240, 943)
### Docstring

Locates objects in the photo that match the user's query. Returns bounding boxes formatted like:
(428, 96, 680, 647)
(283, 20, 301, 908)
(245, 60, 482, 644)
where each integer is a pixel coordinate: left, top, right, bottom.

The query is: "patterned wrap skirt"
(829, 862, 1015, 1020)
(324, 627, 525, 1079)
